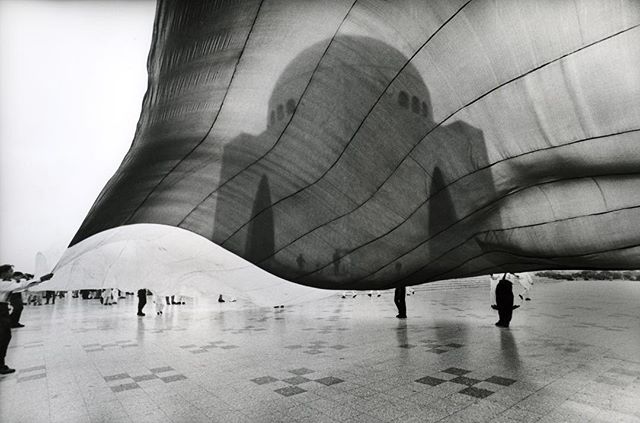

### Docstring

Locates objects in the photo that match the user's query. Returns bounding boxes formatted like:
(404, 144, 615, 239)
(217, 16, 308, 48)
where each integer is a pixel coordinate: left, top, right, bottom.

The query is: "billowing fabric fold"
(65, 0, 640, 291)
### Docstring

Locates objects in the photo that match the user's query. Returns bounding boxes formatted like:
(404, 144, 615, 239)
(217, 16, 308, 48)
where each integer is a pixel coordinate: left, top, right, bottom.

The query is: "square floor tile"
(446, 343, 464, 348)
(450, 376, 481, 386)
(132, 374, 158, 382)
(104, 373, 130, 382)
(275, 386, 307, 397)
(458, 386, 494, 399)
(111, 383, 140, 393)
(289, 368, 315, 375)
(251, 376, 279, 385)
(282, 376, 312, 385)
(443, 368, 472, 376)
(416, 376, 446, 386)
(485, 376, 517, 386)
(20, 365, 46, 373)
(160, 374, 187, 383)
(315, 377, 344, 386)
(18, 373, 46, 383)
(149, 366, 174, 374)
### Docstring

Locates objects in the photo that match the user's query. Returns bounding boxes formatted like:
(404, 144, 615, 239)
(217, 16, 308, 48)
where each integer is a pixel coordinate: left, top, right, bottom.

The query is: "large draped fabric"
(64, 0, 640, 291)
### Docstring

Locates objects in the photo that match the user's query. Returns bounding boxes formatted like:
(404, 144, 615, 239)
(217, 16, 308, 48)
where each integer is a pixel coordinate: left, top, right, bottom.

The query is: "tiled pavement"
(1, 278, 639, 422)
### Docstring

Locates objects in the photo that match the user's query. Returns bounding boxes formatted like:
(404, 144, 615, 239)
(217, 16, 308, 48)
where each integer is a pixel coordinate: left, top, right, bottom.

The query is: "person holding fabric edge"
(0, 265, 53, 374)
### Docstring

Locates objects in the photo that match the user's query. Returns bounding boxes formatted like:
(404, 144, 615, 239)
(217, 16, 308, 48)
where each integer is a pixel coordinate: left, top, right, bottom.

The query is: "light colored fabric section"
(45, 224, 333, 307)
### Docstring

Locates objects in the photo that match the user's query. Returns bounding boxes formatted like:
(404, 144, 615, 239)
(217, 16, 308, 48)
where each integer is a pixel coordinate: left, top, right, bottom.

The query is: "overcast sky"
(0, 0, 156, 271)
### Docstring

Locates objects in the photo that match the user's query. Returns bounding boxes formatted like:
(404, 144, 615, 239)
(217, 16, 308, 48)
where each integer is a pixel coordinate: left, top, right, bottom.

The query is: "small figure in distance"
(394, 286, 407, 319)
(341, 291, 357, 299)
(218, 294, 225, 303)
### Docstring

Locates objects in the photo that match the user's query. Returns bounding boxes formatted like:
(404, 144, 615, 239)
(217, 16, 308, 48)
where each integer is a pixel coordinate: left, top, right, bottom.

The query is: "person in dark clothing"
(0, 265, 51, 374)
(137, 289, 147, 316)
(394, 286, 407, 319)
(493, 274, 520, 328)
(8, 292, 24, 328)
(44, 290, 56, 305)
(8, 273, 25, 328)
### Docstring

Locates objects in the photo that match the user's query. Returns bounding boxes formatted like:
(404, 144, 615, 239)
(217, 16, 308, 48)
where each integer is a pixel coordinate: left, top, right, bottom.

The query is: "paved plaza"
(1, 278, 639, 422)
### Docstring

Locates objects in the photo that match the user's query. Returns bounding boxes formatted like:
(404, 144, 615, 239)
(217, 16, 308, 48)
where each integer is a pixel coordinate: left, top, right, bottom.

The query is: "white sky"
(0, 0, 157, 272)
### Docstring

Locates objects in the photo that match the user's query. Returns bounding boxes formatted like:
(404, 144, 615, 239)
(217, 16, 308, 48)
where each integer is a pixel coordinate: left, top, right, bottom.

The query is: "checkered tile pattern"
(179, 340, 239, 353)
(284, 340, 348, 354)
(251, 368, 344, 396)
(146, 326, 187, 334)
(222, 325, 268, 334)
(104, 367, 187, 392)
(415, 367, 516, 399)
(421, 340, 465, 354)
(8, 340, 44, 350)
(82, 340, 138, 352)
(301, 325, 350, 334)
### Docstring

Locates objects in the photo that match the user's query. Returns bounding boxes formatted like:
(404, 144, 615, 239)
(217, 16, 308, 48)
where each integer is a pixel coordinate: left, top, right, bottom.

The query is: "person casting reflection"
(394, 286, 407, 319)
(491, 273, 520, 328)
(137, 289, 147, 316)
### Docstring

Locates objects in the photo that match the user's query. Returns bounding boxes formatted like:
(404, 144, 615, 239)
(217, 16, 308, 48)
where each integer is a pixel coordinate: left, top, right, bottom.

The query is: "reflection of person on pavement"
(491, 273, 520, 328)
(394, 286, 407, 319)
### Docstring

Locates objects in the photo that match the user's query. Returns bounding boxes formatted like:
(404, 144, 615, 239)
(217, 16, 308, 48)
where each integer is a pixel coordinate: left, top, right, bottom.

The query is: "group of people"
(135, 290, 188, 316)
(0, 264, 53, 374)
(1, 260, 535, 375)
(392, 272, 533, 327)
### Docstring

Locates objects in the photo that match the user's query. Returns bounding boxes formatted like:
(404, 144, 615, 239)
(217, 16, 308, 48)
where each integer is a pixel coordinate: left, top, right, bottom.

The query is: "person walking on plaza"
(394, 286, 407, 319)
(137, 289, 147, 316)
(0, 264, 51, 374)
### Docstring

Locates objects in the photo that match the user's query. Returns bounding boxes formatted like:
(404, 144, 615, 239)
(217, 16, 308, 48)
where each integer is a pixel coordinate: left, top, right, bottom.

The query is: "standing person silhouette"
(0, 265, 51, 374)
(137, 289, 147, 316)
(394, 286, 407, 319)
(492, 273, 520, 328)
(393, 263, 407, 318)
